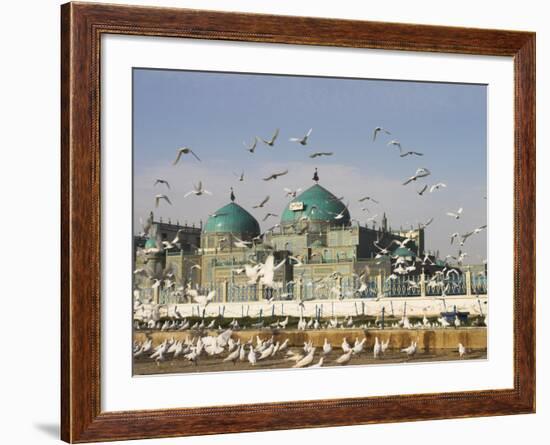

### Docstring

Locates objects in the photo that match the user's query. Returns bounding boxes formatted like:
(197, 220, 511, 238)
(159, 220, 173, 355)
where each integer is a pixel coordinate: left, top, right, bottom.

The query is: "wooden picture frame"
(61, 2, 535, 442)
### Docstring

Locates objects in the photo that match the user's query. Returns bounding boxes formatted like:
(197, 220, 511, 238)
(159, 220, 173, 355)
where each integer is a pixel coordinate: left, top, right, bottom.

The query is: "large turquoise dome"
(281, 184, 350, 226)
(203, 202, 260, 235)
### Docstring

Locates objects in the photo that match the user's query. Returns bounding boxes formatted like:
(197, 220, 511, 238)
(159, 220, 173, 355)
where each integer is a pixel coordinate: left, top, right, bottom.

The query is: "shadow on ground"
(33, 422, 59, 439)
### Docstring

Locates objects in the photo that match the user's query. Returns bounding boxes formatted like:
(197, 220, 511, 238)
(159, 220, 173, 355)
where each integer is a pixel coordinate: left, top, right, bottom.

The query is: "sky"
(133, 68, 487, 263)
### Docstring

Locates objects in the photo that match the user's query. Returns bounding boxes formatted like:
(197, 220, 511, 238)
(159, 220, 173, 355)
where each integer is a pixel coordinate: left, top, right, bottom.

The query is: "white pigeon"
(263, 169, 288, 181)
(173, 146, 201, 164)
(446, 207, 463, 219)
(332, 205, 348, 220)
(373, 337, 382, 359)
(155, 194, 172, 207)
(358, 195, 379, 204)
(233, 235, 253, 249)
(323, 338, 332, 355)
(154, 179, 170, 189)
(400, 150, 424, 158)
(474, 224, 487, 234)
(140, 212, 154, 236)
(454, 315, 462, 328)
(450, 232, 460, 245)
(184, 181, 212, 197)
(247, 346, 257, 366)
(401, 341, 417, 357)
(284, 188, 302, 198)
(341, 337, 351, 353)
(244, 137, 258, 153)
(216, 329, 233, 348)
(257, 255, 286, 288)
(387, 140, 402, 151)
(289, 128, 312, 145)
(402, 168, 431, 185)
(258, 344, 275, 360)
(430, 182, 447, 193)
(187, 290, 216, 307)
(150, 340, 168, 360)
(417, 185, 428, 196)
(336, 350, 353, 365)
(253, 195, 270, 208)
(372, 126, 391, 141)
(184, 348, 199, 365)
(458, 343, 466, 358)
(261, 128, 279, 146)
(172, 341, 184, 358)
(352, 338, 366, 354)
(293, 348, 316, 368)
(309, 152, 333, 158)
(205, 343, 224, 356)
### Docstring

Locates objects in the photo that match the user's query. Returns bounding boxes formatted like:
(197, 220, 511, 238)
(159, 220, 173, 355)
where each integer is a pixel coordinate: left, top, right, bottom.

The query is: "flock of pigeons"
(145, 124, 486, 258)
(133, 323, 469, 369)
(368, 126, 487, 287)
(149, 128, 331, 225)
(135, 125, 488, 332)
(135, 308, 487, 333)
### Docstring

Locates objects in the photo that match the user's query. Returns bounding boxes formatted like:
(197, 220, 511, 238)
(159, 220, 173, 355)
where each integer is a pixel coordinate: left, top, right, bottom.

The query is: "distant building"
(134, 213, 201, 251)
(133, 215, 202, 289)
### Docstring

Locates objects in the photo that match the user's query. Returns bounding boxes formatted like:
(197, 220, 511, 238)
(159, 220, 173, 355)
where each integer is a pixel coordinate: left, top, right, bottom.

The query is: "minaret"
(144, 239, 164, 303)
(382, 213, 388, 232)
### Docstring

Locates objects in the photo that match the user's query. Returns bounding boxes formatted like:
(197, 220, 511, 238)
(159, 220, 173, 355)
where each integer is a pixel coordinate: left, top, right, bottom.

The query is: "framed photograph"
(61, 2, 535, 442)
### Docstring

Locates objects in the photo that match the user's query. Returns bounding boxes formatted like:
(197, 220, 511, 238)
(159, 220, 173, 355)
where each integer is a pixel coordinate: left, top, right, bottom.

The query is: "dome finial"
(230, 187, 235, 202)
(312, 168, 319, 183)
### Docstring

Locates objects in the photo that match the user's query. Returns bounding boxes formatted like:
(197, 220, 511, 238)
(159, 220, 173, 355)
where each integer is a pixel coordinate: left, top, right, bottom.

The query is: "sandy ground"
(133, 347, 487, 376)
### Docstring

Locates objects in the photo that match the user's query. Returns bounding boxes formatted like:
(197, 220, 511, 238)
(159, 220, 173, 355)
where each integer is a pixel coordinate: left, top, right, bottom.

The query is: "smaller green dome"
(394, 246, 415, 257)
(144, 238, 157, 249)
(204, 202, 260, 235)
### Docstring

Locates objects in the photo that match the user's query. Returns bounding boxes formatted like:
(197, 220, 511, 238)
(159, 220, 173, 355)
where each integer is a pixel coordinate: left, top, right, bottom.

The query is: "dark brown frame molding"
(61, 2, 536, 442)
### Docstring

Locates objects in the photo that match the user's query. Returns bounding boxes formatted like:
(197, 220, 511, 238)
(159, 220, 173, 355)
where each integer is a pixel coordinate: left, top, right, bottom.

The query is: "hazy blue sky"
(133, 68, 487, 262)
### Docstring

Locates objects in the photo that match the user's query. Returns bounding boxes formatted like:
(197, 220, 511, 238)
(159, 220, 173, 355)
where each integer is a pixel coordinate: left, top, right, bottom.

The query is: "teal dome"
(281, 184, 350, 226)
(144, 238, 157, 249)
(203, 202, 260, 235)
(394, 246, 415, 257)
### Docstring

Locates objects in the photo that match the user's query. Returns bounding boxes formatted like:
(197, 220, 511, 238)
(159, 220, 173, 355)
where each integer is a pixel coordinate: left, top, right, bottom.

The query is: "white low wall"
(135, 295, 488, 320)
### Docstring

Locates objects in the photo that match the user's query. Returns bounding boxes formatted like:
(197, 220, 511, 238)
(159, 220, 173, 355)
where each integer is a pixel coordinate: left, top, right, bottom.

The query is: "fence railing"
(471, 274, 488, 294)
(384, 275, 422, 297)
(138, 270, 487, 304)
